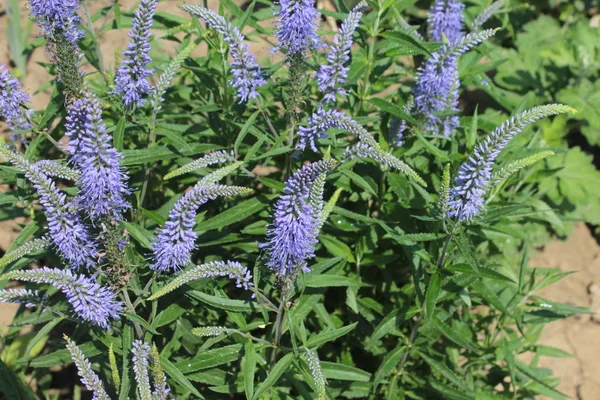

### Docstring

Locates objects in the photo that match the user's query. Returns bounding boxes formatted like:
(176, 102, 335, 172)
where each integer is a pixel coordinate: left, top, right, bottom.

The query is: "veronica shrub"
(0, 0, 596, 398)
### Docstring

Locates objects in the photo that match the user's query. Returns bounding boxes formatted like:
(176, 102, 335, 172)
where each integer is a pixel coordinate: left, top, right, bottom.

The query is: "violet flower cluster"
(114, 0, 156, 107)
(151, 185, 252, 273)
(427, 0, 465, 44)
(0, 65, 32, 131)
(413, 29, 497, 136)
(3, 267, 123, 328)
(261, 159, 337, 276)
(317, 1, 366, 103)
(65, 94, 131, 220)
(182, 5, 265, 103)
(132, 340, 153, 399)
(447, 104, 574, 221)
(0, 146, 98, 268)
(28, 0, 83, 45)
(275, 0, 321, 56)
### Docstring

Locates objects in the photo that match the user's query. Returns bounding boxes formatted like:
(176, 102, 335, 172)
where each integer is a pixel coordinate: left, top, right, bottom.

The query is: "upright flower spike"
(181, 5, 265, 103)
(447, 104, 575, 221)
(262, 159, 337, 277)
(151, 185, 253, 273)
(413, 29, 497, 136)
(65, 94, 131, 220)
(132, 341, 153, 400)
(298, 108, 426, 186)
(274, 0, 320, 56)
(0, 146, 97, 268)
(389, 118, 407, 148)
(0, 65, 32, 132)
(317, 1, 366, 103)
(114, 0, 156, 107)
(64, 336, 111, 400)
(28, 0, 83, 45)
(150, 344, 170, 400)
(427, 0, 465, 44)
(2, 267, 123, 328)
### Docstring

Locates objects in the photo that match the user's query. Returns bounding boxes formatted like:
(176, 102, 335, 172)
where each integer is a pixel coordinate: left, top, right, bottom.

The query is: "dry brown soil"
(1, 1, 600, 398)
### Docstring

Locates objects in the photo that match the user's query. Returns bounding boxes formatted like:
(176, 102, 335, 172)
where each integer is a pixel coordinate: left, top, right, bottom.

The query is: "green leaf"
(30, 342, 101, 368)
(340, 169, 377, 197)
(23, 317, 63, 361)
(114, 117, 126, 151)
(425, 273, 441, 320)
(234, 111, 259, 154)
(186, 290, 260, 312)
(366, 307, 420, 351)
(415, 133, 449, 162)
(196, 196, 268, 232)
(379, 30, 434, 56)
(306, 322, 358, 347)
(305, 274, 361, 289)
(321, 362, 371, 381)
(373, 344, 405, 387)
(446, 264, 515, 283)
(319, 234, 356, 262)
(123, 222, 153, 249)
(161, 356, 204, 398)
(243, 340, 256, 399)
(418, 351, 469, 391)
(121, 144, 223, 165)
(367, 98, 419, 125)
(253, 353, 294, 399)
(125, 312, 159, 335)
(431, 316, 476, 352)
(0, 359, 38, 400)
(174, 344, 243, 373)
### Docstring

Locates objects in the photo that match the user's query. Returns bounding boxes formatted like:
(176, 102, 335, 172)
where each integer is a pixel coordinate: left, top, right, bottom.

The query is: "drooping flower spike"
(274, 0, 321, 56)
(427, 0, 465, 44)
(447, 104, 575, 221)
(317, 1, 366, 103)
(0, 65, 32, 132)
(298, 108, 426, 186)
(64, 336, 111, 400)
(2, 267, 123, 328)
(114, 0, 157, 107)
(148, 260, 253, 300)
(65, 93, 131, 220)
(0, 289, 46, 308)
(181, 5, 265, 103)
(0, 146, 98, 268)
(413, 28, 497, 136)
(151, 185, 253, 273)
(261, 159, 337, 277)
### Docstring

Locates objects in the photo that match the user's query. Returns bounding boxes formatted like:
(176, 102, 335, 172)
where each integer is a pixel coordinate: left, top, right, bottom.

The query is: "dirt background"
(1, 1, 600, 399)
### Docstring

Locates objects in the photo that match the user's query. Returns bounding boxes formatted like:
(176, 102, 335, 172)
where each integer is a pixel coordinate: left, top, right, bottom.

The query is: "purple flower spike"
(181, 5, 265, 103)
(4, 267, 123, 328)
(275, 0, 321, 56)
(262, 159, 337, 276)
(114, 0, 156, 107)
(29, 0, 83, 45)
(65, 94, 131, 220)
(151, 185, 253, 273)
(0, 65, 32, 131)
(447, 104, 574, 221)
(0, 146, 98, 268)
(428, 0, 465, 44)
(317, 1, 366, 103)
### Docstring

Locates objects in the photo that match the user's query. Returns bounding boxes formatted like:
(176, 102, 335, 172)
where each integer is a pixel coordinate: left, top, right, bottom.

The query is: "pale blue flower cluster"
(0, 65, 32, 131)
(428, 0, 465, 44)
(275, 0, 321, 56)
(29, 0, 83, 45)
(114, 0, 156, 106)
(65, 337, 111, 400)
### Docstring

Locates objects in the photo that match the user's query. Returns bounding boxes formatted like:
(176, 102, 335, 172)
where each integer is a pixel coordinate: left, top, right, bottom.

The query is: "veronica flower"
(182, 5, 265, 103)
(317, 1, 366, 103)
(150, 345, 170, 400)
(427, 0, 465, 44)
(0, 288, 45, 308)
(0, 65, 32, 131)
(472, 1, 503, 31)
(65, 94, 131, 220)
(132, 341, 152, 399)
(447, 104, 574, 221)
(148, 260, 253, 300)
(29, 0, 83, 45)
(114, 0, 156, 107)
(0, 146, 97, 268)
(65, 336, 111, 400)
(151, 185, 253, 273)
(274, 0, 320, 56)
(389, 118, 407, 147)
(261, 159, 337, 276)
(413, 29, 497, 136)
(298, 107, 426, 186)
(3, 267, 123, 328)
